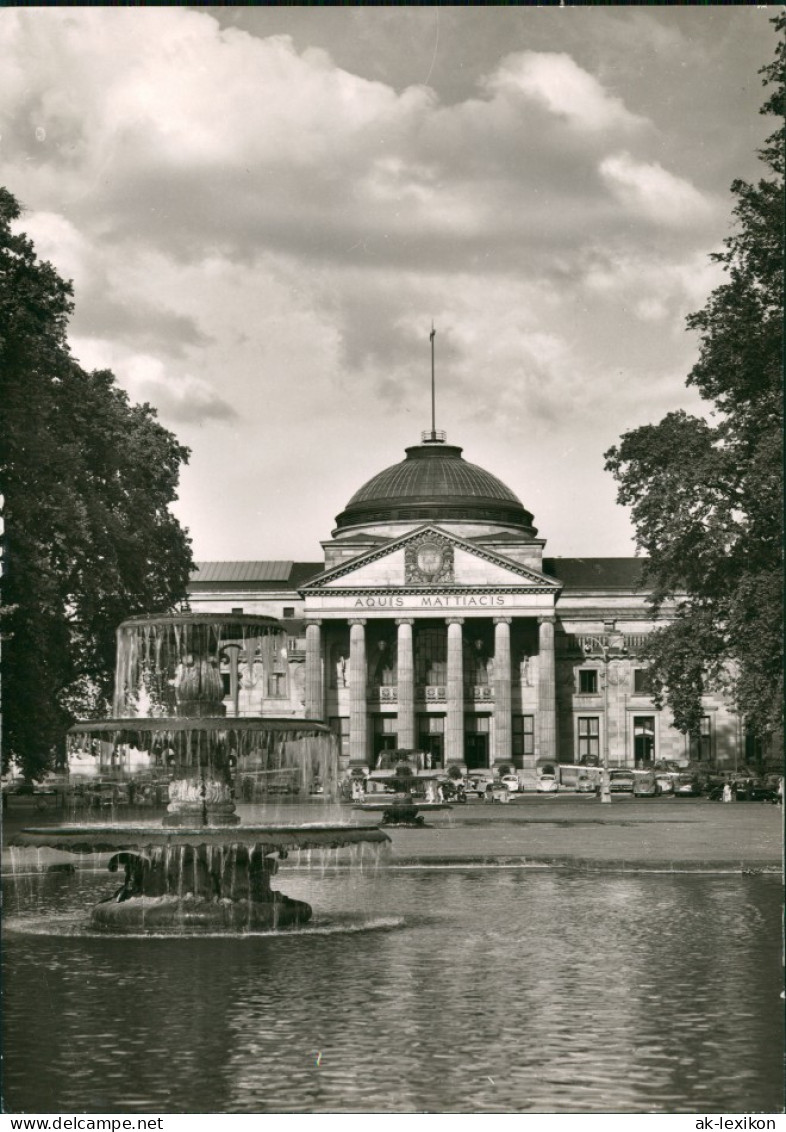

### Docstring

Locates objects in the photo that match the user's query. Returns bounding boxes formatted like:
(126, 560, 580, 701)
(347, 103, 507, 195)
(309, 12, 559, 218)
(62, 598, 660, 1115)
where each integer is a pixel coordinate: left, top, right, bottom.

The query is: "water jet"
(12, 612, 388, 932)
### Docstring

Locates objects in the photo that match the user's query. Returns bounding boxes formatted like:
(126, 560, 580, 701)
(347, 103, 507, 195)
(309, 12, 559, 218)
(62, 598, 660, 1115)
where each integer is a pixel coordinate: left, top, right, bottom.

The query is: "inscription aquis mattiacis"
(352, 594, 508, 609)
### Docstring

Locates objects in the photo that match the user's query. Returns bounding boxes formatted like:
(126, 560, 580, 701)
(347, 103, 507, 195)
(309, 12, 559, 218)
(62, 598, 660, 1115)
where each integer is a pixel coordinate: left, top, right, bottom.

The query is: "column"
(446, 618, 465, 767)
(304, 620, 323, 720)
(493, 617, 512, 767)
(396, 619, 415, 751)
(348, 619, 368, 766)
(538, 616, 558, 763)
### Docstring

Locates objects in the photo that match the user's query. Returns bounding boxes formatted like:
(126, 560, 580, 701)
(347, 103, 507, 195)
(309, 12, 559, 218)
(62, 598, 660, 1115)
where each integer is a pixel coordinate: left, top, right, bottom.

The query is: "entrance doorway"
(465, 733, 489, 770)
(633, 716, 655, 765)
(373, 732, 398, 762)
(373, 716, 398, 764)
(417, 714, 445, 769)
(465, 714, 491, 770)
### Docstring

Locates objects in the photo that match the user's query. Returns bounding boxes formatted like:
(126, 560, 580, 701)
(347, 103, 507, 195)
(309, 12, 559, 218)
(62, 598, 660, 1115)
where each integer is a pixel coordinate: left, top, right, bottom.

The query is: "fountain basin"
(90, 892, 313, 933)
(354, 801, 452, 827)
(12, 824, 389, 933)
(29, 610, 390, 933)
(11, 824, 389, 854)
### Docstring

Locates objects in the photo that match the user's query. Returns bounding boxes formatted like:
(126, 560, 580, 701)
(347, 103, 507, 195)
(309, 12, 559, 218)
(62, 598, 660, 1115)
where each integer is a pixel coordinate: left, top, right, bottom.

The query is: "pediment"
(300, 526, 561, 594)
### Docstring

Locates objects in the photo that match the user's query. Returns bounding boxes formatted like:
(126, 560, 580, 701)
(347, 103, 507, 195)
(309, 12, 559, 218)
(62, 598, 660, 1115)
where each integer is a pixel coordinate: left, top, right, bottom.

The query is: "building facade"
(187, 432, 743, 772)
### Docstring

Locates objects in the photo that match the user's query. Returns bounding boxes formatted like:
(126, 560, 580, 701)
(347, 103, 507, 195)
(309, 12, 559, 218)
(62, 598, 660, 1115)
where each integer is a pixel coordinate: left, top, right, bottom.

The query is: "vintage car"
(466, 774, 495, 798)
(608, 769, 635, 793)
(654, 772, 675, 795)
(672, 773, 701, 797)
(536, 773, 559, 793)
(576, 776, 599, 794)
(632, 771, 660, 797)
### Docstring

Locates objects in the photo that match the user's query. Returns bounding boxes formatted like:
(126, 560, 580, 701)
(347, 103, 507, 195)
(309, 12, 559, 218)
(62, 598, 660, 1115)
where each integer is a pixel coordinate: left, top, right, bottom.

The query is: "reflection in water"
(2, 868, 782, 1113)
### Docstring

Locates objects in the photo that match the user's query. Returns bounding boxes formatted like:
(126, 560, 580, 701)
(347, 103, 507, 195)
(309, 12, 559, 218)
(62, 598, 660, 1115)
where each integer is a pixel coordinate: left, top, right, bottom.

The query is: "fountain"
(11, 612, 388, 932)
(354, 750, 452, 827)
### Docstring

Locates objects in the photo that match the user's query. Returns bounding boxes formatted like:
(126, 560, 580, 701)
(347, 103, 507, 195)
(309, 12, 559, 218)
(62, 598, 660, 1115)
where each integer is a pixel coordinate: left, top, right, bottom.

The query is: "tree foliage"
(604, 16, 784, 744)
(0, 188, 194, 779)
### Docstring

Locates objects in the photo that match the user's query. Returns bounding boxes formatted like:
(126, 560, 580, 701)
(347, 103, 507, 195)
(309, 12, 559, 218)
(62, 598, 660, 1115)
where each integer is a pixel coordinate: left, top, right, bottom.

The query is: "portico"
(300, 524, 561, 771)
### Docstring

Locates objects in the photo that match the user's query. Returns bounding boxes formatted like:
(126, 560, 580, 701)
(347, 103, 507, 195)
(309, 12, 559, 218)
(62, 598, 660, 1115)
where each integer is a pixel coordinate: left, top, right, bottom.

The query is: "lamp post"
(582, 635, 628, 803)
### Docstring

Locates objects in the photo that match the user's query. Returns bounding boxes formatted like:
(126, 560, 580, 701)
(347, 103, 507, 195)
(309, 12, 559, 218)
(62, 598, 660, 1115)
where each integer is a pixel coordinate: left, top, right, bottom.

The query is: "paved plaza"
(376, 796, 783, 871)
(3, 795, 782, 874)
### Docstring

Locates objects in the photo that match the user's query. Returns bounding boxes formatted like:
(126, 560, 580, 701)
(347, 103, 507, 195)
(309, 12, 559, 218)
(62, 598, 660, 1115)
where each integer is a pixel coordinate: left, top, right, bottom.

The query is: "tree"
(604, 16, 784, 749)
(0, 188, 194, 780)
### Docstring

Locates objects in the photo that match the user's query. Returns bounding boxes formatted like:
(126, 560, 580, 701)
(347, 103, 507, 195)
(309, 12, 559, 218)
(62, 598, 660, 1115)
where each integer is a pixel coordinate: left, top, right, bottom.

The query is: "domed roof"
(334, 436, 537, 535)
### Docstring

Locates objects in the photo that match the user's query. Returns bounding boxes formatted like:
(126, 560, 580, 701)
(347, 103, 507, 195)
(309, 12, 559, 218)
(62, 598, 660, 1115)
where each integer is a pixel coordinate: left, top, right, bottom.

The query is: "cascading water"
(12, 612, 388, 933)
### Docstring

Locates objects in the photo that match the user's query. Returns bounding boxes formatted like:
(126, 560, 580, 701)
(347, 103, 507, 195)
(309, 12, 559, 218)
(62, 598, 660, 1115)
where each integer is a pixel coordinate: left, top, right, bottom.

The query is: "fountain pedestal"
(354, 795, 452, 827)
(166, 778, 240, 827)
(92, 843, 310, 931)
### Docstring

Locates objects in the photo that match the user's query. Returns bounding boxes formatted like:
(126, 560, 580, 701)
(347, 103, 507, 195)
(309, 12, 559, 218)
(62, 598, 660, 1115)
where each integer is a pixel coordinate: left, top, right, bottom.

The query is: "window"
(690, 715, 712, 762)
(634, 668, 653, 694)
(512, 715, 534, 763)
(267, 671, 286, 697)
(414, 627, 447, 685)
(578, 669, 598, 694)
(578, 717, 600, 761)
(282, 607, 295, 618)
(464, 714, 491, 733)
(370, 636, 397, 686)
(374, 715, 398, 734)
(231, 607, 243, 614)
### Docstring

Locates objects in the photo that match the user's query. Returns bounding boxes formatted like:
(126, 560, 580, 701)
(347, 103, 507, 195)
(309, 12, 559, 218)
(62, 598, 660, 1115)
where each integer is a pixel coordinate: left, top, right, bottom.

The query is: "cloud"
(133, 369, 238, 425)
(484, 51, 647, 133)
(599, 152, 715, 227)
(17, 210, 89, 289)
(580, 248, 725, 323)
(1, 7, 699, 277)
(1, 5, 757, 563)
(70, 340, 237, 425)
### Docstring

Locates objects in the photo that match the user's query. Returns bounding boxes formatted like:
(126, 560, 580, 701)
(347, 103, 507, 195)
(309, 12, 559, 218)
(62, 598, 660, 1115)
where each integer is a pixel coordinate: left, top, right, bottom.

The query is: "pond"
(2, 863, 782, 1113)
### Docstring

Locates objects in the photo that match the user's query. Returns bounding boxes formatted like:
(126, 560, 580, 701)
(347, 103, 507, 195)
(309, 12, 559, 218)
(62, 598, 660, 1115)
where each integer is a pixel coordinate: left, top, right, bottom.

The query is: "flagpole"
(430, 323, 436, 437)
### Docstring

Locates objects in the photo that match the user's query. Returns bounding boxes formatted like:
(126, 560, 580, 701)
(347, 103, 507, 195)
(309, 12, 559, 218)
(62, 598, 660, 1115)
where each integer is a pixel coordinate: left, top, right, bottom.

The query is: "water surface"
(2, 865, 782, 1113)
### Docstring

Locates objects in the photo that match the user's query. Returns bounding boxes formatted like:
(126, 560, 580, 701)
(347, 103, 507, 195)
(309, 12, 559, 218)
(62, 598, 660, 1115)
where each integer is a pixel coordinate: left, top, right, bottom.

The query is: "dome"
(334, 435, 537, 535)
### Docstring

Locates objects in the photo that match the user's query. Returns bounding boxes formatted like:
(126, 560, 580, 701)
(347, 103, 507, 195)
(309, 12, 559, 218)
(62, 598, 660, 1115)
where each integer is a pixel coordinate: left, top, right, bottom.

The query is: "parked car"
(609, 769, 635, 793)
(736, 778, 780, 803)
(654, 773, 675, 795)
(576, 774, 598, 794)
(484, 782, 512, 804)
(632, 771, 660, 797)
(500, 774, 520, 793)
(265, 782, 294, 796)
(466, 774, 494, 798)
(536, 773, 559, 793)
(673, 774, 701, 797)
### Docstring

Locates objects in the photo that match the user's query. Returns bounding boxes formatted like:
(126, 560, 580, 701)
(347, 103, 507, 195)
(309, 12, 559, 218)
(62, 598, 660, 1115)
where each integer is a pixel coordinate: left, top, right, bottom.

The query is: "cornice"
(303, 585, 561, 597)
(301, 524, 561, 592)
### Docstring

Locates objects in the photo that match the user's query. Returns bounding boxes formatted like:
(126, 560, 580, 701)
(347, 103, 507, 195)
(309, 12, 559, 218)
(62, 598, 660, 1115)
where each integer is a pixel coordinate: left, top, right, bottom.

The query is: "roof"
(190, 561, 322, 588)
(190, 561, 293, 583)
(335, 438, 536, 534)
(189, 557, 649, 593)
(543, 558, 648, 591)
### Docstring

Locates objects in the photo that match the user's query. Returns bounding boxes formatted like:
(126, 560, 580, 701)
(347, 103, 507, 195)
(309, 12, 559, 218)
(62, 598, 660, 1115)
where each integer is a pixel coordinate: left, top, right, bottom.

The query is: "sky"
(1, 6, 778, 564)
